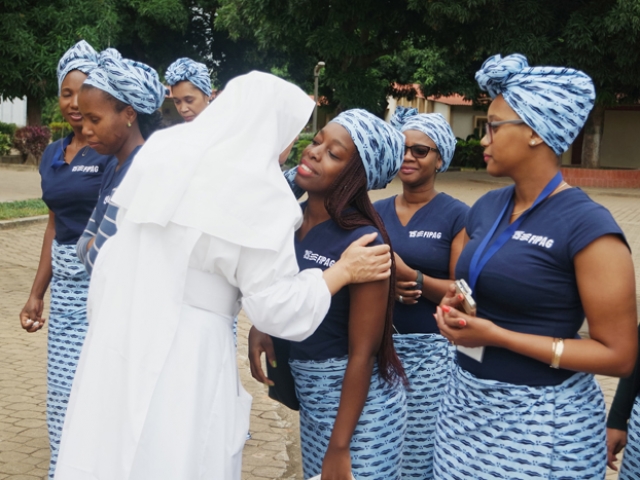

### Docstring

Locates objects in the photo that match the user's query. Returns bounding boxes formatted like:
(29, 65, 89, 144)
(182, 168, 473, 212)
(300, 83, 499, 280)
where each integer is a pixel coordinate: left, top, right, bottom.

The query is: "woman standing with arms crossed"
(374, 107, 468, 479)
(433, 53, 637, 479)
(165, 57, 212, 122)
(75, 48, 165, 273)
(17, 40, 113, 479)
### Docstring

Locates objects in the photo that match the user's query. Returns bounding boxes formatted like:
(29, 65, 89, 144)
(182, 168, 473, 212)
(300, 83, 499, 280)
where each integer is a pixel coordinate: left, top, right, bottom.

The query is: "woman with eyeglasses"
(432, 53, 636, 479)
(165, 57, 212, 122)
(373, 107, 468, 479)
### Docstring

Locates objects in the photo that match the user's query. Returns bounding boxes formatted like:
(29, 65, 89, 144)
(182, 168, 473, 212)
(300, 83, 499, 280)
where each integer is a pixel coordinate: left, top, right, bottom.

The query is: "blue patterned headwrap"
(57, 40, 98, 94)
(165, 58, 212, 97)
(391, 108, 457, 172)
(389, 106, 418, 130)
(84, 48, 166, 114)
(330, 109, 404, 190)
(475, 53, 595, 155)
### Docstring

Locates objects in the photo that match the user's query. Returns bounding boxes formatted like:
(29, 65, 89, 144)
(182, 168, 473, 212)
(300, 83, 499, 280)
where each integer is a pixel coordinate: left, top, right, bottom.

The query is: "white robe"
(54, 219, 330, 480)
(55, 71, 324, 480)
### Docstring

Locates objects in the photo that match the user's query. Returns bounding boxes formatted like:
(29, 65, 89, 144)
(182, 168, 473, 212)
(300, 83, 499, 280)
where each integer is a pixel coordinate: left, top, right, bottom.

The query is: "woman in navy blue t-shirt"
(374, 108, 468, 479)
(74, 48, 165, 274)
(17, 41, 113, 479)
(250, 109, 407, 479)
(433, 54, 637, 479)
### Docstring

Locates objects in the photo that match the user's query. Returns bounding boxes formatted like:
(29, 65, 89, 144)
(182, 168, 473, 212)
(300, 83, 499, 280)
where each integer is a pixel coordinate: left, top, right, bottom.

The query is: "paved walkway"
(1, 167, 639, 478)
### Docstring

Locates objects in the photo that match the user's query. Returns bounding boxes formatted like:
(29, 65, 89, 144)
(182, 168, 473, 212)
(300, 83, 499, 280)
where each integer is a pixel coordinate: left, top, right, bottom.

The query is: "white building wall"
(450, 106, 487, 139)
(599, 110, 640, 168)
(0, 97, 27, 126)
(432, 102, 451, 123)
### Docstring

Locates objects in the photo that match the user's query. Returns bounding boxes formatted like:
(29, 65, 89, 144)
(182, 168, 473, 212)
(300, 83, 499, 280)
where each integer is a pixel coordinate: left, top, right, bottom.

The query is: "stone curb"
(0, 215, 48, 230)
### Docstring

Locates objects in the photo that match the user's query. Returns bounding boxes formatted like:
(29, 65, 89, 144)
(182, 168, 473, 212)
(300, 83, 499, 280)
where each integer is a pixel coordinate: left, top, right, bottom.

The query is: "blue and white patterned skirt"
(393, 333, 453, 479)
(619, 395, 640, 479)
(433, 366, 606, 479)
(290, 356, 406, 480)
(47, 241, 90, 479)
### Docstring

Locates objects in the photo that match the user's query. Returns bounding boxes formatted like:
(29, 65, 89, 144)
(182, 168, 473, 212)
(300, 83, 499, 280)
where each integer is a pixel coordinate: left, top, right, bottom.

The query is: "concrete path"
(1, 168, 639, 479)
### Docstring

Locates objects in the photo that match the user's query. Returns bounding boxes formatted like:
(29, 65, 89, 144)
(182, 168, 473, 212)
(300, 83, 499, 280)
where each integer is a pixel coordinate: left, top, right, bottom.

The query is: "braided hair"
(325, 153, 406, 385)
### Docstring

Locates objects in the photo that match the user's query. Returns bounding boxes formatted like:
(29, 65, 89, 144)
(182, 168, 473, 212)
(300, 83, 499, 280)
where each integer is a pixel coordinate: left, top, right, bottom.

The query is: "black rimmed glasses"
(484, 119, 526, 144)
(405, 144, 439, 159)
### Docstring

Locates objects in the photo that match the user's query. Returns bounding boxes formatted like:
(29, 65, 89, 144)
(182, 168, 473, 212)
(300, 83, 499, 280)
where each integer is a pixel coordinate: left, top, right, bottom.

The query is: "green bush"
(50, 122, 71, 141)
(0, 121, 17, 138)
(284, 133, 315, 168)
(0, 133, 12, 156)
(42, 97, 65, 125)
(451, 136, 485, 170)
(13, 126, 52, 163)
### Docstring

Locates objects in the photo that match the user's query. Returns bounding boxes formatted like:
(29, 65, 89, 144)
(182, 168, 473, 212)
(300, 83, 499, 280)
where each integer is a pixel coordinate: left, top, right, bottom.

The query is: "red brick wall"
(561, 167, 640, 188)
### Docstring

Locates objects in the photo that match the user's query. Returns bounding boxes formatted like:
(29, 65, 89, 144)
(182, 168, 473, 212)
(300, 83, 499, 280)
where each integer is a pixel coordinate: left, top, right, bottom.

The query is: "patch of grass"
(0, 199, 48, 220)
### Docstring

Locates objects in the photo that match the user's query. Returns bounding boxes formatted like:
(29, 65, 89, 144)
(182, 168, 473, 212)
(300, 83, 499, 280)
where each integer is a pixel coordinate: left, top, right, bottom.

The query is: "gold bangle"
(550, 338, 564, 369)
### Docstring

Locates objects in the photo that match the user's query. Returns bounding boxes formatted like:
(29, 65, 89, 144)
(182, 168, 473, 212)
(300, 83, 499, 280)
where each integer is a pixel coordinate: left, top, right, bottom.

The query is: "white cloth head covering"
(54, 72, 324, 479)
(113, 70, 315, 251)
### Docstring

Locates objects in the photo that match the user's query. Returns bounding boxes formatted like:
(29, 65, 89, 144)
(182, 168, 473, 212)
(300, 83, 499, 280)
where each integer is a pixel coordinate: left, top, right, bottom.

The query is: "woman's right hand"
(248, 326, 276, 386)
(440, 282, 464, 312)
(19, 296, 45, 333)
(606, 427, 627, 470)
(320, 445, 352, 480)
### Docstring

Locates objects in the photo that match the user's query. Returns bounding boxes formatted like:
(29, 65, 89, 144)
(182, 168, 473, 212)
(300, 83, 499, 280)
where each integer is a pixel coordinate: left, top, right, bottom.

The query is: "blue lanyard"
(468, 171, 563, 291)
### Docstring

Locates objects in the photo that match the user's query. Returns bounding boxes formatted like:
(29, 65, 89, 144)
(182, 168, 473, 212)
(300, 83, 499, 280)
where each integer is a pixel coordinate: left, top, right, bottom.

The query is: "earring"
(127, 122, 132, 128)
(530, 140, 535, 146)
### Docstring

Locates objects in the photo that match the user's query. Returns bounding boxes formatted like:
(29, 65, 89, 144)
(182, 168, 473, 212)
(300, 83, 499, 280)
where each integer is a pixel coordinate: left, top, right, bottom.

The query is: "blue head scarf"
(390, 108, 457, 172)
(57, 40, 98, 94)
(165, 58, 212, 97)
(475, 53, 595, 155)
(389, 106, 418, 130)
(84, 48, 167, 114)
(330, 109, 404, 190)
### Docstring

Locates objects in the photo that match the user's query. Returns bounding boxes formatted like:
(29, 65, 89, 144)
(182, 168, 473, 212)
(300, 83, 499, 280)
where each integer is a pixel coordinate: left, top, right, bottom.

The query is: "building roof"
(390, 83, 472, 106)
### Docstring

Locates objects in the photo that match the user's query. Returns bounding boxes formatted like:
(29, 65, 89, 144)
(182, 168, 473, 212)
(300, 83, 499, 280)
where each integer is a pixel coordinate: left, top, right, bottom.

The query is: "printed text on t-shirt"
(512, 231, 554, 248)
(303, 250, 336, 267)
(409, 230, 442, 239)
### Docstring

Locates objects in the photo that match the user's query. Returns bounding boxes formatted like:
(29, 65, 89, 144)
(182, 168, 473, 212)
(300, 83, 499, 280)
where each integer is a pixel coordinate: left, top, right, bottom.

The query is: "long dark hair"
(325, 153, 406, 384)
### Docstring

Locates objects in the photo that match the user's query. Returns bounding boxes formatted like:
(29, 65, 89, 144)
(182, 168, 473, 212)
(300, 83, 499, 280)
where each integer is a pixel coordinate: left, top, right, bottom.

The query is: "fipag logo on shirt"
(409, 230, 442, 240)
(512, 230, 555, 249)
(303, 250, 336, 267)
(71, 165, 100, 173)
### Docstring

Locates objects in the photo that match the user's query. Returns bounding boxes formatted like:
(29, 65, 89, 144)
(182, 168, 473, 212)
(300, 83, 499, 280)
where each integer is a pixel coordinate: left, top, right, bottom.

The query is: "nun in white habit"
(54, 71, 391, 480)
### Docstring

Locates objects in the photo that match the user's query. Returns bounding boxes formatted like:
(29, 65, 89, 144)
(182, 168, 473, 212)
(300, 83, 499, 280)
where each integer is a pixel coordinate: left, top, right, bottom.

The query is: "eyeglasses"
(484, 119, 526, 144)
(405, 144, 439, 159)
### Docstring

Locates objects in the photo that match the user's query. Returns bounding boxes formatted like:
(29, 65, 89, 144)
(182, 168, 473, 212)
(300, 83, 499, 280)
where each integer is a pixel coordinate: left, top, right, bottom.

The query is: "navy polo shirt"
(40, 134, 114, 244)
(375, 193, 468, 334)
(456, 186, 627, 386)
(289, 215, 383, 361)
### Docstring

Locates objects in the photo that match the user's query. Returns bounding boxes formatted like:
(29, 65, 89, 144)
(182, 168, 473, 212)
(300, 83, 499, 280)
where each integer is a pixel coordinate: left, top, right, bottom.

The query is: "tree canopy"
(3, 0, 640, 139)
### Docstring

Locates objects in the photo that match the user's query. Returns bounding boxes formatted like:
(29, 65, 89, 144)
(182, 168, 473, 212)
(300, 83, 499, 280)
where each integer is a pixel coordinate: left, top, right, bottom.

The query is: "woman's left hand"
(321, 445, 352, 480)
(435, 305, 498, 348)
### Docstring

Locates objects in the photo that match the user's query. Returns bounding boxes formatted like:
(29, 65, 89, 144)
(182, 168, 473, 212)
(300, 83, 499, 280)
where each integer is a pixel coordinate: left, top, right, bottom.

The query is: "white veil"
(113, 70, 315, 250)
(55, 72, 317, 480)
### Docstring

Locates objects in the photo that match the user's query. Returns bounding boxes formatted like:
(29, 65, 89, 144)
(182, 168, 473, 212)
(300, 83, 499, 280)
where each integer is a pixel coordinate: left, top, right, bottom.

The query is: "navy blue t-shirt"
(456, 186, 627, 386)
(375, 193, 468, 334)
(289, 218, 383, 361)
(39, 134, 114, 244)
(91, 146, 139, 230)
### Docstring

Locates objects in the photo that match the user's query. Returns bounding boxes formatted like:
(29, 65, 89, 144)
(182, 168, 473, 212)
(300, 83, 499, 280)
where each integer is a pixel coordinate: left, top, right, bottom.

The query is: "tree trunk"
(581, 104, 605, 169)
(26, 96, 43, 126)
